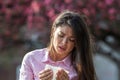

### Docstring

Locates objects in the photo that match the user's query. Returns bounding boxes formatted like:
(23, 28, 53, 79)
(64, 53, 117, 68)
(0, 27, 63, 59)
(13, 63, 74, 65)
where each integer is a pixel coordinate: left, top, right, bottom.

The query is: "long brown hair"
(48, 10, 96, 80)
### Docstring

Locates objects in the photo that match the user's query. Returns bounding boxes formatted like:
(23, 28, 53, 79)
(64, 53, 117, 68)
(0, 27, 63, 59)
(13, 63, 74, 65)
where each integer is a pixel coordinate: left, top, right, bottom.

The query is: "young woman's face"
(52, 25, 75, 58)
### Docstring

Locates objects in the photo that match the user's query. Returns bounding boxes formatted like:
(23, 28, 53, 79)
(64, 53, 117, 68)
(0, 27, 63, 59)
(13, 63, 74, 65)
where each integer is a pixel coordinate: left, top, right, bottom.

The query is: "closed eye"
(58, 34, 64, 38)
(69, 38, 75, 42)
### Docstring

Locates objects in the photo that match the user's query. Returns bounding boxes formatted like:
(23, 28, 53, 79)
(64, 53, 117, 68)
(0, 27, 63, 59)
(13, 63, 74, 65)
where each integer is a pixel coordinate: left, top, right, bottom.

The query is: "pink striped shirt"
(19, 48, 78, 80)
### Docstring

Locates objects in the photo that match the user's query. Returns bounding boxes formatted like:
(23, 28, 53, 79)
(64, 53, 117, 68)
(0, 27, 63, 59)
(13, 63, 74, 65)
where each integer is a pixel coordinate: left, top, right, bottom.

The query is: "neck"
(48, 49, 66, 61)
(47, 47, 68, 61)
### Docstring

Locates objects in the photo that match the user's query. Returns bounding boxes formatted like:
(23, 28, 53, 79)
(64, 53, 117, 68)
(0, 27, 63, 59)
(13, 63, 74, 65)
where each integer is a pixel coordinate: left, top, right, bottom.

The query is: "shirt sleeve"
(19, 53, 34, 80)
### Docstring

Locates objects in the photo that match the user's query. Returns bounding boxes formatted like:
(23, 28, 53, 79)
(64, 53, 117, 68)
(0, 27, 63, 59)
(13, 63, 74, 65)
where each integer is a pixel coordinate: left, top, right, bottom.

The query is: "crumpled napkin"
(45, 64, 69, 80)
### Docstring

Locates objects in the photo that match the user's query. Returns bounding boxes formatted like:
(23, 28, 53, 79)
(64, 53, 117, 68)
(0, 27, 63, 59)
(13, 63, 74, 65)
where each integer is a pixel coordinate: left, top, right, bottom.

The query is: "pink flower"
(76, 0, 83, 7)
(64, 0, 72, 4)
(105, 0, 114, 5)
(91, 0, 97, 4)
(90, 8, 96, 15)
(47, 9, 55, 18)
(108, 8, 116, 15)
(44, 0, 52, 5)
(31, 1, 40, 13)
(97, 1, 106, 9)
(83, 8, 90, 17)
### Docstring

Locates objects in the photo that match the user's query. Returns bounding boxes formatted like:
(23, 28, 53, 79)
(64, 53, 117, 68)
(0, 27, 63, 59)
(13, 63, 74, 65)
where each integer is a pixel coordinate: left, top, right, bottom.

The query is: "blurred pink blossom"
(31, 1, 40, 13)
(108, 8, 116, 15)
(83, 8, 90, 16)
(90, 8, 96, 16)
(64, 0, 72, 4)
(0, 0, 120, 49)
(105, 0, 114, 5)
(76, 0, 83, 7)
(44, 0, 52, 5)
(47, 9, 55, 18)
(97, 1, 106, 9)
(91, 0, 97, 4)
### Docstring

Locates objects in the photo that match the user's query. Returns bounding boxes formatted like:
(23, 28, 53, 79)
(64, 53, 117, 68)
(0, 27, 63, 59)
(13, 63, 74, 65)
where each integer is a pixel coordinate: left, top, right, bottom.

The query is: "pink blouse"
(19, 48, 78, 80)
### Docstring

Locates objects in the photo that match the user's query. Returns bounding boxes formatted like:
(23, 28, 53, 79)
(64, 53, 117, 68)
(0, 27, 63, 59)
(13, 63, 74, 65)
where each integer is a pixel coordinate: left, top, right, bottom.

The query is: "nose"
(61, 38, 68, 45)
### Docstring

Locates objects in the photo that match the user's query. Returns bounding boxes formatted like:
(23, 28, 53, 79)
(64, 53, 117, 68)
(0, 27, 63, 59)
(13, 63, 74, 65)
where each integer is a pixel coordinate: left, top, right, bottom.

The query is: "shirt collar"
(62, 54, 71, 66)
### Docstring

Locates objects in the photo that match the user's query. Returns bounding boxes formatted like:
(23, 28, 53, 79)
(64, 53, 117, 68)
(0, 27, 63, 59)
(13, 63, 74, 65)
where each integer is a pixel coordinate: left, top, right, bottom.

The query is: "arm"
(19, 54, 34, 80)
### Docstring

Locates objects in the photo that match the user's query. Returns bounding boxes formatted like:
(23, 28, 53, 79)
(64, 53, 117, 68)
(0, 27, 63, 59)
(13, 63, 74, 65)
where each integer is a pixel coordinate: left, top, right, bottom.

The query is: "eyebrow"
(59, 31, 75, 38)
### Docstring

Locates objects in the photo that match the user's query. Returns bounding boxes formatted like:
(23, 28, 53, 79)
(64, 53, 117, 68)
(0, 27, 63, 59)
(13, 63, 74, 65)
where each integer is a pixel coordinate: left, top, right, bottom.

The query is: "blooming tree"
(0, 0, 120, 50)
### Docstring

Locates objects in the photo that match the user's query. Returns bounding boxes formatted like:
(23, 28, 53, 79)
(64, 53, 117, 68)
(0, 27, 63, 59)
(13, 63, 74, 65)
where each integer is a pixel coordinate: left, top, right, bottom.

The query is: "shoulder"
(22, 48, 47, 62)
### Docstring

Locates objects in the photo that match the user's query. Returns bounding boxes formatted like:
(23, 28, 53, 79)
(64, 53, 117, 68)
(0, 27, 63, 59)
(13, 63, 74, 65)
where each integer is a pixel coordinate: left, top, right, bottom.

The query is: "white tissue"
(45, 64, 61, 80)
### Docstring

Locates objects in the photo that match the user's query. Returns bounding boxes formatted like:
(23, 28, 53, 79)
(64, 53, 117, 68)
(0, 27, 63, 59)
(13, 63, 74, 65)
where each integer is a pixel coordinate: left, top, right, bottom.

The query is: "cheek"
(67, 43, 75, 51)
(53, 35, 59, 47)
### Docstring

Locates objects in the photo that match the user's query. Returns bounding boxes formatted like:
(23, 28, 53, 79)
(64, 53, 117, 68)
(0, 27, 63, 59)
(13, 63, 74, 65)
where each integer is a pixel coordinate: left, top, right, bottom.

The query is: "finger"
(39, 70, 52, 78)
(62, 70, 69, 80)
(39, 69, 52, 78)
(42, 72, 53, 80)
(39, 69, 51, 74)
(56, 70, 63, 80)
(57, 69, 69, 80)
(56, 73, 60, 80)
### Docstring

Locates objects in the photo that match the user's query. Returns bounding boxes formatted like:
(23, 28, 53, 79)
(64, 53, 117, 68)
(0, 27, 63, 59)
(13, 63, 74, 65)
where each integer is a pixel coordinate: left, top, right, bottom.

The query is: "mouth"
(58, 46, 66, 51)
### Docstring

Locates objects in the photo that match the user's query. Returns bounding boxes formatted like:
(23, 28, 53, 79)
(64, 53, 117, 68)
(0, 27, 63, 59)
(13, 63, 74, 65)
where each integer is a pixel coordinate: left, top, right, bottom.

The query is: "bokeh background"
(0, 0, 120, 80)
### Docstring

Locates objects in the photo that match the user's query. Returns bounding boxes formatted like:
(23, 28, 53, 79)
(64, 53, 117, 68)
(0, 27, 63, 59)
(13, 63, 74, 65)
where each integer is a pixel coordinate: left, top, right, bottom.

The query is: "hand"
(56, 69, 69, 80)
(38, 69, 53, 80)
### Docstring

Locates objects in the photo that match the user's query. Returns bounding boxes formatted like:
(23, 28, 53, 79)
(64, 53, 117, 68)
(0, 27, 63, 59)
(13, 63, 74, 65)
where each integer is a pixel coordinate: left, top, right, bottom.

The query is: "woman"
(19, 10, 96, 80)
